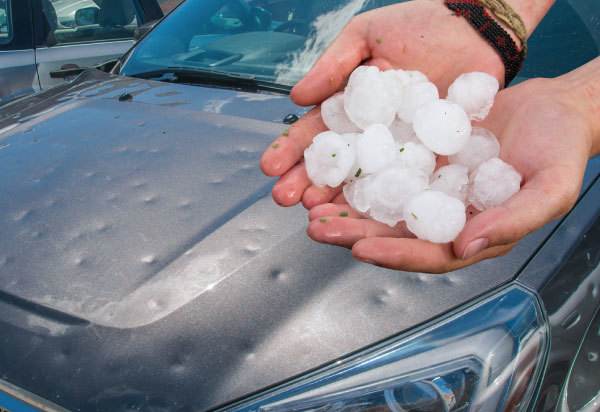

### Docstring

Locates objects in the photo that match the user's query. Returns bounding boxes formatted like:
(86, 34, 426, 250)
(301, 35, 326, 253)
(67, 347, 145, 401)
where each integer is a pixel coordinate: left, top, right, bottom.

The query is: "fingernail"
(462, 238, 489, 260)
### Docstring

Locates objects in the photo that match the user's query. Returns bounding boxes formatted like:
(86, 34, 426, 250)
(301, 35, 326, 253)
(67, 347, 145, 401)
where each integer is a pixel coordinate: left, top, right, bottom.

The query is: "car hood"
(0, 70, 570, 411)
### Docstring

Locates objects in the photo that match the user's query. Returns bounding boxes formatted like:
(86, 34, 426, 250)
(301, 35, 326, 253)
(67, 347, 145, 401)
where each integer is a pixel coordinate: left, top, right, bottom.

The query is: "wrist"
(557, 58, 600, 157)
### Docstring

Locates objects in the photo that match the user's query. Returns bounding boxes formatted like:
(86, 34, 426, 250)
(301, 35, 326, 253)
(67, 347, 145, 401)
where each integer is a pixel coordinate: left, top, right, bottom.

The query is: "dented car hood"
(0, 70, 586, 411)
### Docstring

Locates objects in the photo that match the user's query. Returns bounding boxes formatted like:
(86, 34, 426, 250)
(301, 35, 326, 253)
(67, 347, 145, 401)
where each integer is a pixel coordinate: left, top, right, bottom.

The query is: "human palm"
(260, 0, 506, 209)
(306, 78, 593, 273)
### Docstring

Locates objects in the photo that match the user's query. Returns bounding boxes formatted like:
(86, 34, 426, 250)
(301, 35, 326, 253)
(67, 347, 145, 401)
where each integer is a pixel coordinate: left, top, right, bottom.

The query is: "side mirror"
(74, 7, 99, 26)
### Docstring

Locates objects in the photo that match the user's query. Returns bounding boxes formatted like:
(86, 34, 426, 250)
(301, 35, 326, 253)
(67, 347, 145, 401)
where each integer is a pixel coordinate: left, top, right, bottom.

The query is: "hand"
(260, 0, 507, 209)
(306, 77, 595, 273)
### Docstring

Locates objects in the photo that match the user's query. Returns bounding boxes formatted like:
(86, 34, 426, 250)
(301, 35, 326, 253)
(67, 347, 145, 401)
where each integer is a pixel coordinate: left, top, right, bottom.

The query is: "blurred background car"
(0, 0, 183, 105)
(0, 0, 598, 411)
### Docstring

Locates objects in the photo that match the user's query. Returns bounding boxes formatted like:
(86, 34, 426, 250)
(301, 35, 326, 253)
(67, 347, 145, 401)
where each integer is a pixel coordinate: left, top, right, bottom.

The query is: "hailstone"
(397, 81, 439, 123)
(321, 92, 361, 134)
(469, 157, 522, 210)
(413, 99, 472, 155)
(448, 127, 500, 171)
(355, 124, 398, 175)
(344, 66, 396, 129)
(430, 164, 469, 202)
(404, 190, 467, 243)
(447, 72, 499, 121)
(389, 118, 419, 144)
(343, 175, 375, 213)
(304, 131, 356, 188)
(367, 167, 429, 227)
(395, 142, 436, 175)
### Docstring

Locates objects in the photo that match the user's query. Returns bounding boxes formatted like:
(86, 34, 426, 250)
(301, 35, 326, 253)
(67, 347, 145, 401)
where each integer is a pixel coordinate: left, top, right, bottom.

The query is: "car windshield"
(119, 0, 400, 85)
(120, 0, 600, 88)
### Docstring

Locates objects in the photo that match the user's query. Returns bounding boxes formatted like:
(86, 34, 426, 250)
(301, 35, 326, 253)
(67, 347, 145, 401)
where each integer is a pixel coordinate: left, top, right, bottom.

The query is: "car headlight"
(224, 285, 548, 412)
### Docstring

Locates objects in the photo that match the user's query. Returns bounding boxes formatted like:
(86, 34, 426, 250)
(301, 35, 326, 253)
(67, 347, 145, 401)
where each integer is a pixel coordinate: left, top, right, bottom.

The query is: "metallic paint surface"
(0, 70, 598, 411)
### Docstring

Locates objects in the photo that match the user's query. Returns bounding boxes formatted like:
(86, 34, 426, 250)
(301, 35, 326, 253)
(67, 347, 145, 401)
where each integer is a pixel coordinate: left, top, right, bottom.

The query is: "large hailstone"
(397, 81, 439, 123)
(447, 72, 499, 121)
(343, 175, 375, 213)
(321, 92, 361, 134)
(430, 164, 469, 202)
(469, 157, 522, 211)
(382, 70, 411, 111)
(304, 131, 356, 187)
(396, 142, 436, 175)
(448, 127, 500, 171)
(404, 190, 467, 243)
(413, 99, 472, 155)
(367, 167, 429, 227)
(344, 66, 396, 129)
(389, 118, 419, 145)
(355, 124, 398, 175)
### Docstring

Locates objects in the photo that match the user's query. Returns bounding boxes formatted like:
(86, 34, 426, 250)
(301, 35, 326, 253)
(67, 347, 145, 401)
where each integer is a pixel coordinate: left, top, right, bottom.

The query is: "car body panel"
(36, 40, 135, 89)
(0, 50, 40, 105)
(0, 69, 599, 411)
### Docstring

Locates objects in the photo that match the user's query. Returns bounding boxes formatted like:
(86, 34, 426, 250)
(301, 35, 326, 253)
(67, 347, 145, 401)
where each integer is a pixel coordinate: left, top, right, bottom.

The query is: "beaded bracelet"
(445, 0, 526, 85)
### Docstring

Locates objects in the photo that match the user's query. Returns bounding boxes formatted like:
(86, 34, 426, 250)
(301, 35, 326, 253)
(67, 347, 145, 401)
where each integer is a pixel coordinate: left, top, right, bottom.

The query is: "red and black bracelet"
(445, 0, 525, 85)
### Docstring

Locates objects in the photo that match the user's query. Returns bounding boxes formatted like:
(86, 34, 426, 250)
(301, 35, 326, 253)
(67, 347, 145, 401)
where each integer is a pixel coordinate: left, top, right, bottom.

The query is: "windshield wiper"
(130, 67, 291, 94)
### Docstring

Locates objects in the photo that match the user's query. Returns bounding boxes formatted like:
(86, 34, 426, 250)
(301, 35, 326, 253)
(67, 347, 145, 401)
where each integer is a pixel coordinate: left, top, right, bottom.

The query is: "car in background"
(0, 0, 598, 411)
(0, 0, 183, 106)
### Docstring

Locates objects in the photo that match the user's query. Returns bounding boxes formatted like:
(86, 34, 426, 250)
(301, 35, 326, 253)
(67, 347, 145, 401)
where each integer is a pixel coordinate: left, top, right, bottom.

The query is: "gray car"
(0, 0, 599, 411)
(0, 0, 166, 105)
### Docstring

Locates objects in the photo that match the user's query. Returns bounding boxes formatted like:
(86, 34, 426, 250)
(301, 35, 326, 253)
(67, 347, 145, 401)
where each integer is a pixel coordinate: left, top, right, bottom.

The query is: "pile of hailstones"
(304, 66, 522, 244)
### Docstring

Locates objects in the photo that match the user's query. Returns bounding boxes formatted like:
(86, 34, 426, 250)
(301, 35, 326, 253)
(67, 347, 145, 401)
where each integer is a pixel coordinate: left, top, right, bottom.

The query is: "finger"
(332, 192, 348, 204)
(271, 162, 311, 207)
(291, 18, 370, 106)
(353, 237, 515, 274)
(260, 108, 326, 177)
(302, 185, 343, 209)
(307, 217, 409, 249)
(453, 166, 582, 260)
(308, 203, 364, 221)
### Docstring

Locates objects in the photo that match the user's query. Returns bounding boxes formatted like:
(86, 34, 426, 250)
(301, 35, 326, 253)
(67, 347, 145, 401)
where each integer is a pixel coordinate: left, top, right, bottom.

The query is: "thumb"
(454, 167, 582, 260)
(290, 17, 370, 106)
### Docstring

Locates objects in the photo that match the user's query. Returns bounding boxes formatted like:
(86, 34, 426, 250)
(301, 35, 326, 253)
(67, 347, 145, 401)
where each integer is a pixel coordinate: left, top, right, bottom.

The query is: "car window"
(158, 0, 183, 14)
(0, 0, 11, 44)
(121, 0, 599, 87)
(42, 0, 139, 46)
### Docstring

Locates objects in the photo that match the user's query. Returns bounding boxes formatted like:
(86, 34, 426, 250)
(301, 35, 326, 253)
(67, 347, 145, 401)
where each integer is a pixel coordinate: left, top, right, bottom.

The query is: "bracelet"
(445, 0, 526, 85)
(478, 0, 528, 54)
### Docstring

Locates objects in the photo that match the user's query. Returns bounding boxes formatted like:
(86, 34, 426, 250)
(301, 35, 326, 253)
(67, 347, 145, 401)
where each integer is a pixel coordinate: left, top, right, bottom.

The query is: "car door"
(33, 0, 162, 90)
(0, 0, 40, 105)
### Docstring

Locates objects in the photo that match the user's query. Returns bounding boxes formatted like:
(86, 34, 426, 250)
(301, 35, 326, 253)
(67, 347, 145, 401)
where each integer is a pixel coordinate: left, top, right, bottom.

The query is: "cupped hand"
(261, 0, 506, 209)
(306, 77, 594, 273)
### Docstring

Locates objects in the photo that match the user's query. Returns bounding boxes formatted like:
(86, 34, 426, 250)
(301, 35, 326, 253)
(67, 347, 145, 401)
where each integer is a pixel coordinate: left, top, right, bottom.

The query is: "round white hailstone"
(344, 66, 396, 129)
(304, 131, 357, 188)
(396, 142, 437, 175)
(343, 175, 375, 213)
(368, 167, 429, 227)
(321, 92, 361, 134)
(430, 164, 470, 202)
(355, 124, 398, 175)
(404, 190, 466, 243)
(389, 118, 419, 144)
(405, 70, 429, 84)
(469, 157, 522, 211)
(397, 81, 439, 123)
(447, 72, 499, 121)
(342, 133, 364, 182)
(448, 127, 500, 171)
(413, 99, 472, 155)
(382, 70, 410, 111)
